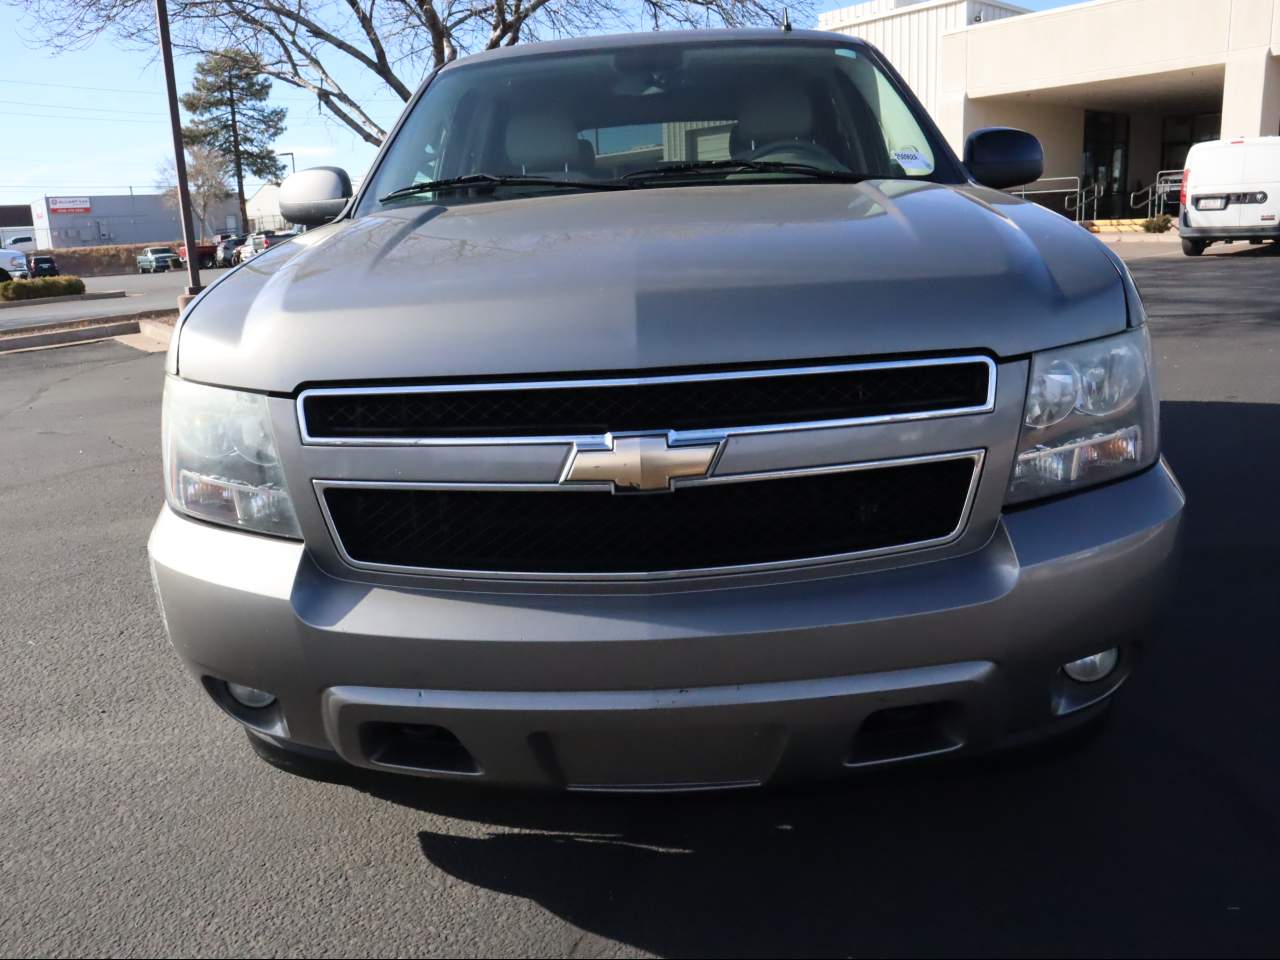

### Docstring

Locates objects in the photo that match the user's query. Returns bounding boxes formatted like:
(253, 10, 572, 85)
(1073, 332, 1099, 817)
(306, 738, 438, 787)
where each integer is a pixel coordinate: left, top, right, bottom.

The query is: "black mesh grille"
(302, 361, 990, 440)
(323, 457, 977, 575)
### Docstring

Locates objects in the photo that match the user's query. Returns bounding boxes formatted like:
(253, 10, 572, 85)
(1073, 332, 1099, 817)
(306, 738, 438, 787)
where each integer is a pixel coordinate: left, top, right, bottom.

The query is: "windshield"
(360, 39, 952, 212)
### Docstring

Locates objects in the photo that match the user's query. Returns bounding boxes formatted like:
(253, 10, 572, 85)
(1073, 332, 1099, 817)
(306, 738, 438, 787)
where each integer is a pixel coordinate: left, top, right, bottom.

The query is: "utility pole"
(154, 0, 201, 307)
(228, 79, 248, 234)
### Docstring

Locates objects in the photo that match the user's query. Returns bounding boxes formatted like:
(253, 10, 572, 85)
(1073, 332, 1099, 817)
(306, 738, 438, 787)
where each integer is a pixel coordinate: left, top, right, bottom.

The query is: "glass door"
(1082, 111, 1129, 219)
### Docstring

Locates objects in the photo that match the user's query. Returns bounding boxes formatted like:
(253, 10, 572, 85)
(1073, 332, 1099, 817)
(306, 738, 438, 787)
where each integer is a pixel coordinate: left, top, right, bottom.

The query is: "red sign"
(49, 197, 91, 215)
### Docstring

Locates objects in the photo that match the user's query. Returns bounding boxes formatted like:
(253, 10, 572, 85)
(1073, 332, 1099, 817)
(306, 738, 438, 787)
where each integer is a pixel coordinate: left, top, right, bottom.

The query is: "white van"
(1179, 137, 1280, 256)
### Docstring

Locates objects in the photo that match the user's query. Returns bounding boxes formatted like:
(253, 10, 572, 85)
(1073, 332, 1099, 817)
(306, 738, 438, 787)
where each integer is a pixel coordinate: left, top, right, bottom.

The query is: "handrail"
(1011, 176, 1083, 221)
(1152, 169, 1184, 217)
(1083, 182, 1105, 221)
(1129, 169, 1185, 219)
(1130, 184, 1153, 216)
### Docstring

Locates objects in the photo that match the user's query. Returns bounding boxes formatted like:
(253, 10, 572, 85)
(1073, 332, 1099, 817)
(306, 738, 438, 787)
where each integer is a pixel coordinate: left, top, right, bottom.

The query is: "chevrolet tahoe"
(149, 30, 1183, 791)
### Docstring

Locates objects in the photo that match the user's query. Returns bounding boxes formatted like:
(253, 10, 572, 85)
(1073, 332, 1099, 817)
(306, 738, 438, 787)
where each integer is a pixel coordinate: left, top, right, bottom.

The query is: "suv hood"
(177, 180, 1129, 392)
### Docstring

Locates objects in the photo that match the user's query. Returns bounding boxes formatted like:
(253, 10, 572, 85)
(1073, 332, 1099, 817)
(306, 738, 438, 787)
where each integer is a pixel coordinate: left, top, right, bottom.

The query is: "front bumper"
(149, 461, 1183, 790)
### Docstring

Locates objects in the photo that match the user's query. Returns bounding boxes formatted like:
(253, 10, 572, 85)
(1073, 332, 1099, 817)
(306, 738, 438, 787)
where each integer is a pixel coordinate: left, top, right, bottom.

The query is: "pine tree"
(181, 51, 286, 233)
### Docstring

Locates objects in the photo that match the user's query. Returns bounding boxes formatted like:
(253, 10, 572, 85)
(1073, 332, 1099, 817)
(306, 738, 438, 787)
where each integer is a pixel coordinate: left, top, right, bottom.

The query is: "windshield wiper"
(621, 160, 871, 184)
(379, 173, 631, 203)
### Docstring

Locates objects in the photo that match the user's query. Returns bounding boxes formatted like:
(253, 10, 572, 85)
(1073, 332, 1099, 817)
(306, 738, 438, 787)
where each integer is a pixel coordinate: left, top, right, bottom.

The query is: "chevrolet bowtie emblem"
(564, 434, 720, 492)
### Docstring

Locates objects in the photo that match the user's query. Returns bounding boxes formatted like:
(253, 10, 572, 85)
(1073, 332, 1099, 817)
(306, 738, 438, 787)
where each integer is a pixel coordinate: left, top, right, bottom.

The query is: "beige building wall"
(820, 0, 1025, 117)
(938, 0, 1280, 141)
(932, 0, 1280, 192)
(823, 0, 1280, 213)
(962, 98, 1085, 180)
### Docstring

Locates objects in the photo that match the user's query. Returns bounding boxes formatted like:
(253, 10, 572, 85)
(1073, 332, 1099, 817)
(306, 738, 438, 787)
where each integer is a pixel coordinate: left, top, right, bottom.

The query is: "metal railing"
(1129, 183, 1154, 218)
(1010, 176, 1083, 221)
(1130, 169, 1184, 219)
(1068, 181, 1103, 221)
(1152, 169, 1184, 218)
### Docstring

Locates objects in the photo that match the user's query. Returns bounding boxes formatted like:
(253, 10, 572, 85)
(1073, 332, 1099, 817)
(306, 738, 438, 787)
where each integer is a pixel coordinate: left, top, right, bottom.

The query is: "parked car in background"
(136, 246, 182, 273)
(151, 30, 1183, 791)
(3, 235, 36, 254)
(0, 244, 30, 280)
(28, 255, 59, 277)
(262, 230, 297, 248)
(233, 235, 264, 264)
(178, 240, 219, 269)
(216, 235, 246, 267)
(233, 232, 298, 264)
(1179, 136, 1280, 255)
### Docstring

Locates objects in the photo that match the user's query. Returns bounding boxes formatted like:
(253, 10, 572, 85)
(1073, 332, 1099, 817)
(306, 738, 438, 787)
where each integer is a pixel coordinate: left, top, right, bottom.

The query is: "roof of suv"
(437, 28, 865, 70)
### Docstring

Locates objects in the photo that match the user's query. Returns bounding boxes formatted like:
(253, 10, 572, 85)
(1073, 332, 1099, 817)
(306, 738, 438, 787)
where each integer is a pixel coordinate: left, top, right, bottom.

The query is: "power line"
(0, 77, 402, 102)
(0, 109, 169, 124)
(0, 97, 169, 117)
(0, 180, 277, 188)
(0, 78, 168, 96)
(0, 105, 370, 125)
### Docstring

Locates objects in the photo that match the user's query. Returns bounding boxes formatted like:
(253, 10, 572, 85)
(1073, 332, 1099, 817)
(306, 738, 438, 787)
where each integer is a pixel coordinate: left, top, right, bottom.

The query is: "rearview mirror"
(279, 166, 353, 226)
(964, 128, 1043, 190)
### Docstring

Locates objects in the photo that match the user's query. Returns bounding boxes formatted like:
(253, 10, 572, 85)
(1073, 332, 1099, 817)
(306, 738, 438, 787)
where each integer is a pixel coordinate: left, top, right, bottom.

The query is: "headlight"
(9, 256, 24, 269)
(162, 376, 301, 537)
(1007, 327, 1158, 504)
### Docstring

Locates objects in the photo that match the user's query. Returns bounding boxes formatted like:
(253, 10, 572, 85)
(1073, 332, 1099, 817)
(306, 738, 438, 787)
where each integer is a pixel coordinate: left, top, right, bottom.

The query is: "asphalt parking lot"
(1, 243, 1278, 958)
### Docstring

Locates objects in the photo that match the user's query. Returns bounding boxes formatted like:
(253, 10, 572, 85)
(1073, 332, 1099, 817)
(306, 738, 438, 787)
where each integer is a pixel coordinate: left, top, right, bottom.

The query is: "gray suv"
(149, 30, 1183, 790)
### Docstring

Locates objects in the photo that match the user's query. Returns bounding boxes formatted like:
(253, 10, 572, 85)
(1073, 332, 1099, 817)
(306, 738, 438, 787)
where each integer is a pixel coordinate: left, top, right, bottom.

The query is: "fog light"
(1062, 648, 1119, 683)
(226, 682, 276, 709)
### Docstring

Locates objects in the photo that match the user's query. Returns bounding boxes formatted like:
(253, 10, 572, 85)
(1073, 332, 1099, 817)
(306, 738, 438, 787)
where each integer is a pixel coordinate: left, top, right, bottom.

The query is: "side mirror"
(279, 166, 353, 226)
(964, 127, 1043, 190)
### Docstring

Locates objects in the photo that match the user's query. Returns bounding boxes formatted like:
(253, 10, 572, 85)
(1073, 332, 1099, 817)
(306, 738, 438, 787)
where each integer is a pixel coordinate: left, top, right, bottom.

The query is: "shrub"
(1142, 214, 1174, 233)
(0, 276, 87, 301)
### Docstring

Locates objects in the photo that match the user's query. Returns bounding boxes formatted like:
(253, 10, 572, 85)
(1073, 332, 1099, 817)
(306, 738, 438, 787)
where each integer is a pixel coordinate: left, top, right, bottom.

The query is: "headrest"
(504, 110, 581, 174)
(736, 85, 814, 150)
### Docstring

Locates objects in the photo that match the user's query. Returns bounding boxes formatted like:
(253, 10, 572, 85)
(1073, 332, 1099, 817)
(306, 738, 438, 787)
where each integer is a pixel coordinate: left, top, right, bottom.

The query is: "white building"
(821, 0, 1280, 218)
(246, 184, 286, 233)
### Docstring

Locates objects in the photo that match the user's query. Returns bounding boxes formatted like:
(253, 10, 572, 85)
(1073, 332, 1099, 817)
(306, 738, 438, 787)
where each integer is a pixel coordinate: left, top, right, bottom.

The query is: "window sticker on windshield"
(892, 146, 933, 175)
(835, 48, 858, 59)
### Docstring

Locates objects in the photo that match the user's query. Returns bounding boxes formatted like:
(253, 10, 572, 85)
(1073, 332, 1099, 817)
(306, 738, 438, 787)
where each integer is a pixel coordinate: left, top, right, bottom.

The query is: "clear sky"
(0, 0, 1080, 206)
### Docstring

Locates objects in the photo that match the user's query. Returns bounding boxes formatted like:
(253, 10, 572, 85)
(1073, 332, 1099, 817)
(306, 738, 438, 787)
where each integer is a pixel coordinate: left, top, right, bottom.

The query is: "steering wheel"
(747, 139, 845, 169)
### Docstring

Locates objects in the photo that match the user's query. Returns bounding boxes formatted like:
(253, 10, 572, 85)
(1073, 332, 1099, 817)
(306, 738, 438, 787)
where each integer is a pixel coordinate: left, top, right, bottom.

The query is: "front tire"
(1182, 238, 1206, 256)
(199, 254, 215, 268)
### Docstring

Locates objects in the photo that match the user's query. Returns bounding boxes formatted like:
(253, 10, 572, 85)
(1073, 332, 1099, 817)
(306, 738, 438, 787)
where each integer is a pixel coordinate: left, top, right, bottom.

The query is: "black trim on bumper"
(1180, 214, 1280, 242)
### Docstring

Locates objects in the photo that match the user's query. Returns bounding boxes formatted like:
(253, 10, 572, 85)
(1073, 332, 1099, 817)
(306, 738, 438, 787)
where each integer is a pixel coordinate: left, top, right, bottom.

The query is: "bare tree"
(10, 0, 812, 145)
(157, 144, 233, 239)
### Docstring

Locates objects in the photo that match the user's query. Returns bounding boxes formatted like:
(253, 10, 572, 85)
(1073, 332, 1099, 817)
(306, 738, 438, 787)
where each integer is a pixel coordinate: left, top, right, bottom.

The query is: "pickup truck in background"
(0, 244, 30, 281)
(136, 246, 182, 273)
(178, 241, 218, 269)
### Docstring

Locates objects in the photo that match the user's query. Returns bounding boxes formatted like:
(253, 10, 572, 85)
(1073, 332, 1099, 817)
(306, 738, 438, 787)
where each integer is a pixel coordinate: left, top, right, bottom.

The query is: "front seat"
(504, 110, 590, 179)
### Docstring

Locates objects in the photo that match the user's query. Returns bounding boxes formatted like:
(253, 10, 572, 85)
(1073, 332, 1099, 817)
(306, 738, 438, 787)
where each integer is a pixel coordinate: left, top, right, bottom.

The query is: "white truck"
(1179, 136, 1280, 256)
(0, 244, 30, 281)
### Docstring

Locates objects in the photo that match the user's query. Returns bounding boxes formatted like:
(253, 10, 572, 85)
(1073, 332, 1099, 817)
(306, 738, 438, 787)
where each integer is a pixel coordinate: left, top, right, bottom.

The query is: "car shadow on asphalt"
(292, 399, 1280, 958)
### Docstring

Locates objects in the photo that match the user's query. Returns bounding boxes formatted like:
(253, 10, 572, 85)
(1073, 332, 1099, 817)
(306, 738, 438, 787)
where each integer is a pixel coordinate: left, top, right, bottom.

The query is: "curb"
(139, 317, 176, 344)
(0, 290, 127, 310)
(0, 309, 178, 353)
